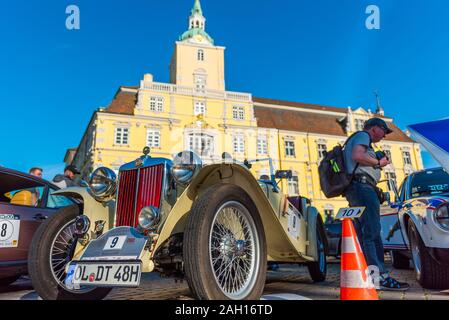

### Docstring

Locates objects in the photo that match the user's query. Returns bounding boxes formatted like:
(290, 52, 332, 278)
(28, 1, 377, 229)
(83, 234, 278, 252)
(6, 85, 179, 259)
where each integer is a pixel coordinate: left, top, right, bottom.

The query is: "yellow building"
(68, 0, 423, 218)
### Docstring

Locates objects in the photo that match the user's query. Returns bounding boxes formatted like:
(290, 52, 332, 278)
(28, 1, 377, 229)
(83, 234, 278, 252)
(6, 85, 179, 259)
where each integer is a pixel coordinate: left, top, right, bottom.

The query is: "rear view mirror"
(275, 170, 293, 180)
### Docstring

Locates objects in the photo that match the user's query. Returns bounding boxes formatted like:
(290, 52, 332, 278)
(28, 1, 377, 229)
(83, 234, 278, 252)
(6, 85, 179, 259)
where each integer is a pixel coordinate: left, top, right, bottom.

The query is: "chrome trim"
(132, 167, 141, 227)
(115, 155, 173, 227)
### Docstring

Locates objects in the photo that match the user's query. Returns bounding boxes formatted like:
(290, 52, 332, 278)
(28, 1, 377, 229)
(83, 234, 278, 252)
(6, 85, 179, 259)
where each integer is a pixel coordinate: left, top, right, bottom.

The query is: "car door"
(380, 180, 408, 250)
(0, 185, 57, 263)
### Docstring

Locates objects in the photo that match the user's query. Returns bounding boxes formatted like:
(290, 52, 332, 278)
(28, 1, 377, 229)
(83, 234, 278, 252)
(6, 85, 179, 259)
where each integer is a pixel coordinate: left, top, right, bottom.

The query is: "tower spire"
(179, 0, 214, 45)
(191, 0, 203, 16)
(374, 90, 385, 116)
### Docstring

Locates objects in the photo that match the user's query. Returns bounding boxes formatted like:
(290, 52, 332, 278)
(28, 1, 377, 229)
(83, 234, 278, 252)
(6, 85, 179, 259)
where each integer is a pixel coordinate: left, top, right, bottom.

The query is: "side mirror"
(275, 170, 293, 180)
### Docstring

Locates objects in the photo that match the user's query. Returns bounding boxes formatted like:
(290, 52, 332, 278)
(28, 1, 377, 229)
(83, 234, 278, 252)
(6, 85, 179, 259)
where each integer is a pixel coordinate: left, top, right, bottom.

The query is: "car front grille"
(115, 164, 164, 227)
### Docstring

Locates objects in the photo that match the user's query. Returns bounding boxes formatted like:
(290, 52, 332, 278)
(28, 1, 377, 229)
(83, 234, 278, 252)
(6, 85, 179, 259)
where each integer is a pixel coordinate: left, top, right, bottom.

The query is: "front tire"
(307, 220, 327, 282)
(28, 205, 112, 300)
(183, 184, 267, 300)
(408, 222, 449, 289)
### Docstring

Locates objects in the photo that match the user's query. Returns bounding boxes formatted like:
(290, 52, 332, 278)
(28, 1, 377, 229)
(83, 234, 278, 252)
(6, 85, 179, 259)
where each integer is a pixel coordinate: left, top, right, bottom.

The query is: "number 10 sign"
(335, 207, 366, 220)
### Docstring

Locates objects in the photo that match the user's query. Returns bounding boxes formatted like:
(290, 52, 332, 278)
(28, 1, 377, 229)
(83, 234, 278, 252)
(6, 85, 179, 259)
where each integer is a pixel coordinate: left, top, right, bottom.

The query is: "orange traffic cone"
(340, 219, 379, 300)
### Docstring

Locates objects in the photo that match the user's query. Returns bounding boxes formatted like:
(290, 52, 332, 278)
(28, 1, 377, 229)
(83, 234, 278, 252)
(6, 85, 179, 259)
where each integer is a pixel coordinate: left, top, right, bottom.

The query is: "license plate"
(0, 214, 20, 248)
(70, 261, 142, 287)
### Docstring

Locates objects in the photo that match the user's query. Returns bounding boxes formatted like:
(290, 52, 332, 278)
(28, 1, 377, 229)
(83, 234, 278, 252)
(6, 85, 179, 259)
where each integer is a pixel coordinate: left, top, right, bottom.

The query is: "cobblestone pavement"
(1, 257, 449, 300)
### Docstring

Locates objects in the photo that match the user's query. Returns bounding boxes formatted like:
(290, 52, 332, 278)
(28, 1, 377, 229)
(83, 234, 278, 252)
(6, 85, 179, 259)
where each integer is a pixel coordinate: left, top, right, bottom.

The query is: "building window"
(385, 171, 397, 190)
(285, 140, 296, 157)
(115, 127, 129, 145)
(288, 176, 299, 196)
(384, 149, 392, 164)
(188, 133, 214, 157)
(150, 96, 164, 112)
(146, 129, 161, 148)
(318, 143, 327, 161)
(197, 49, 204, 61)
(194, 75, 206, 91)
(232, 106, 245, 120)
(194, 101, 206, 116)
(402, 151, 412, 166)
(233, 134, 245, 153)
(355, 119, 365, 131)
(257, 137, 268, 155)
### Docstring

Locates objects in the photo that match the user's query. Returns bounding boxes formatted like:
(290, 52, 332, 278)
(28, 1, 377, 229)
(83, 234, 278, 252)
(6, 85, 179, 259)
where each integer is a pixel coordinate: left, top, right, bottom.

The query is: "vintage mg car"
(381, 167, 449, 289)
(29, 148, 328, 300)
(0, 167, 79, 286)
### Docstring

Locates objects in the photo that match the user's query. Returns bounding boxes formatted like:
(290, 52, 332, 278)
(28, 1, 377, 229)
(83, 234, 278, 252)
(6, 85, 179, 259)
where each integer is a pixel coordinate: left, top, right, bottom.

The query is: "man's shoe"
(379, 276, 410, 291)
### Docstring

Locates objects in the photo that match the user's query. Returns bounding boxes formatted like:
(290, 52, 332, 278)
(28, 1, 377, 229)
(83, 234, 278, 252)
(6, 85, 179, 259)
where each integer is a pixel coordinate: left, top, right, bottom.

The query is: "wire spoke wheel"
(209, 201, 260, 300)
(49, 219, 93, 294)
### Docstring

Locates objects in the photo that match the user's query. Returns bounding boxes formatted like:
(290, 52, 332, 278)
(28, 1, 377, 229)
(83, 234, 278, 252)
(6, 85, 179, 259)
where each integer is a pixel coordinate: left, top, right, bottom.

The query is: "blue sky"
(0, 0, 447, 179)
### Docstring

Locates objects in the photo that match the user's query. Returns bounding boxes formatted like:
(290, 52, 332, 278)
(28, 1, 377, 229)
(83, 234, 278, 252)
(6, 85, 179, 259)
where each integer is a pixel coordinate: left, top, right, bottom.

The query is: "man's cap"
(364, 118, 393, 134)
(65, 165, 81, 175)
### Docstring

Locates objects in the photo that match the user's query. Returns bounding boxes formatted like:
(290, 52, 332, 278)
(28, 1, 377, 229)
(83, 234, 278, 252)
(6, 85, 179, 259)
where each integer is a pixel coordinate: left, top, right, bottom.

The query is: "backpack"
(318, 131, 371, 198)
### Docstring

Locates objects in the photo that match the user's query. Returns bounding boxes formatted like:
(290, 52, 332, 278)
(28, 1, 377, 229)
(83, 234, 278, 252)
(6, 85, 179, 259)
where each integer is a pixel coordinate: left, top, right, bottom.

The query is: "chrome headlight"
(138, 206, 160, 231)
(171, 151, 202, 186)
(89, 167, 117, 201)
(434, 204, 449, 231)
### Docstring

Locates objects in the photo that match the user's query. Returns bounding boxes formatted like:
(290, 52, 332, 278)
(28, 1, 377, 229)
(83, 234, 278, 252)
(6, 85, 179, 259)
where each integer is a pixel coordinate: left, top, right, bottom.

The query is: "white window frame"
(285, 140, 296, 157)
(402, 151, 412, 166)
(232, 106, 245, 120)
(257, 136, 268, 155)
(197, 49, 204, 61)
(317, 143, 327, 161)
(287, 176, 299, 196)
(194, 101, 206, 116)
(188, 132, 215, 157)
(146, 129, 161, 148)
(150, 96, 164, 112)
(194, 74, 206, 91)
(355, 119, 365, 131)
(233, 134, 245, 153)
(114, 127, 129, 145)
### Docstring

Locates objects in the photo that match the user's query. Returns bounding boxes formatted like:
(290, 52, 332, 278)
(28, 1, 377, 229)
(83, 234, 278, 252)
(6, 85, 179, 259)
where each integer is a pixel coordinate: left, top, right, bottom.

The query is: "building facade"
(69, 0, 423, 218)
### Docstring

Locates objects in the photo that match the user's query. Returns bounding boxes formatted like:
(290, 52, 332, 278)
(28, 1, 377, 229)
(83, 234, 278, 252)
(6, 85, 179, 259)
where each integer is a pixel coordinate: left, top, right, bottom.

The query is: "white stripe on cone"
(341, 237, 359, 254)
(340, 270, 375, 289)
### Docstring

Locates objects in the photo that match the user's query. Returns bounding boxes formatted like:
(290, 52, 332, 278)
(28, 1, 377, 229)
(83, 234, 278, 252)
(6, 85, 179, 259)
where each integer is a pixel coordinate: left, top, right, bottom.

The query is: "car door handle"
(33, 213, 48, 221)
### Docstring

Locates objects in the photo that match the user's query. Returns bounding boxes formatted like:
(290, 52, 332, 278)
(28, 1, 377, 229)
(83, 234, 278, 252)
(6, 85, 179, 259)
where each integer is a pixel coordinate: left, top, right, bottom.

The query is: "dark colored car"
(0, 167, 75, 286)
(324, 219, 341, 257)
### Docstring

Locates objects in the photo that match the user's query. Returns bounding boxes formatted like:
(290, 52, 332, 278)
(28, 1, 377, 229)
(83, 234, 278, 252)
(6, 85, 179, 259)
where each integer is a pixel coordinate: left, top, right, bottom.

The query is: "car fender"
(305, 206, 326, 260)
(402, 211, 428, 247)
(153, 163, 310, 262)
(51, 187, 115, 259)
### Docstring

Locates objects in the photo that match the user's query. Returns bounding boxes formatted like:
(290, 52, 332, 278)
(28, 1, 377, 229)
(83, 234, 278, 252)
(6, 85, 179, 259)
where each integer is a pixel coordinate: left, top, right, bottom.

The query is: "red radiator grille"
(115, 164, 164, 227)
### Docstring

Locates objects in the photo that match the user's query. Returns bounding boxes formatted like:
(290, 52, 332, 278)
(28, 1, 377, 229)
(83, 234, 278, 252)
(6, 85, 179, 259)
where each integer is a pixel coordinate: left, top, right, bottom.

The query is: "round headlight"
(89, 167, 117, 200)
(434, 204, 449, 231)
(138, 206, 160, 231)
(171, 151, 202, 186)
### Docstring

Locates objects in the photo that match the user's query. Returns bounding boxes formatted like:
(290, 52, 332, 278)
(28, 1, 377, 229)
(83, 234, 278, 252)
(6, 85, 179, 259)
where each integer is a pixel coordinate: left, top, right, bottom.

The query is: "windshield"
(410, 168, 449, 198)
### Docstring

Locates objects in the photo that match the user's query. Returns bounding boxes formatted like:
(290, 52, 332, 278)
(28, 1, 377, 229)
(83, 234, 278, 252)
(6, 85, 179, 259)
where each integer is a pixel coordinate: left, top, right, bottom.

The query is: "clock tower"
(169, 0, 226, 91)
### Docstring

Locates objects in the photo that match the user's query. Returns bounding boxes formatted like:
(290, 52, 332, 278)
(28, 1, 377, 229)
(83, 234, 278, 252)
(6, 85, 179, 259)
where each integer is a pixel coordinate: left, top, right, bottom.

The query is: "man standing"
(53, 165, 81, 189)
(343, 118, 410, 291)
